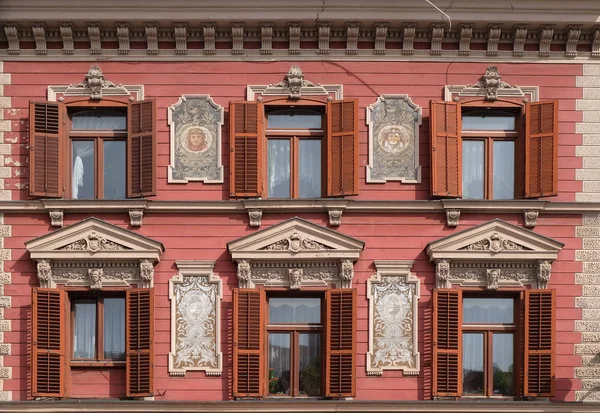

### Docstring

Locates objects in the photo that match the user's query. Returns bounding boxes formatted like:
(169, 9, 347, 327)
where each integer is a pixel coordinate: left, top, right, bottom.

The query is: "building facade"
(0, 1, 600, 411)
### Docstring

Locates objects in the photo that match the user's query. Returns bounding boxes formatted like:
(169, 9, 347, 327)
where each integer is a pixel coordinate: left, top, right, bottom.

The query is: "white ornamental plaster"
(228, 217, 364, 289)
(0, 213, 11, 400)
(167, 95, 224, 183)
(49, 210, 63, 228)
(366, 95, 422, 184)
(25, 217, 164, 288)
(427, 219, 563, 289)
(366, 260, 420, 376)
(168, 261, 222, 377)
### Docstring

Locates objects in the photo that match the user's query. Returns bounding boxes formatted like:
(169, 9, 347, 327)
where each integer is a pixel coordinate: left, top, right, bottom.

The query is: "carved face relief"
(88, 268, 104, 290)
(37, 260, 52, 286)
(289, 268, 303, 290)
(377, 125, 411, 155)
(486, 268, 500, 290)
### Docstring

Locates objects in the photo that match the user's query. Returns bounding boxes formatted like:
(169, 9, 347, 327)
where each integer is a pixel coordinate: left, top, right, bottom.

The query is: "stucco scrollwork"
(367, 260, 420, 376)
(261, 231, 331, 253)
(460, 232, 529, 252)
(341, 259, 354, 289)
(169, 261, 223, 377)
(467, 66, 514, 101)
(59, 231, 130, 252)
(237, 260, 252, 289)
(37, 260, 53, 288)
(139, 259, 154, 288)
(538, 260, 552, 289)
(67, 66, 125, 101)
(366, 95, 422, 183)
(436, 259, 451, 289)
(269, 66, 316, 100)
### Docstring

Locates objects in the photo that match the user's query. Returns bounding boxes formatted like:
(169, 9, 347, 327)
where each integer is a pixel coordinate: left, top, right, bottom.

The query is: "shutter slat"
(29, 101, 64, 197)
(327, 100, 359, 197)
(32, 288, 65, 397)
(128, 100, 157, 198)
(230, 102, 263, 198)
(525, 100, 558, 198)
(430, 101, 461, 198)
(233, 289, 265, 397)
(325, 289, 356, 397)
(126, 288, 154, 398)
(524, 289, 555, 397)
(433, 289, 462, 397)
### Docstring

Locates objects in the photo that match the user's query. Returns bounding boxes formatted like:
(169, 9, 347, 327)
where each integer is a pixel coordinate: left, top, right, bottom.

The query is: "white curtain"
(462, 141, 484, 199)
(72, 142, 94, 199)
(73, 300, 96, 359)
(104, 298, 125, 359)
(268, 141, 290, 198)
(298, 140, 321, 198)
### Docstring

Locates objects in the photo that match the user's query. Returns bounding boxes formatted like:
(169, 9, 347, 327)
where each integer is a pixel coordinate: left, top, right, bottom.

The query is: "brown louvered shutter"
(430, 101, 461, 198)
(32, 288, 65, 397)
(229, 102, 263, 198)
(126, 288, 154, 398)
(325, 288, 356, 398)
(432, 288, 462, 397)
(524, 289, 555, 397)
(525, 101, 558, 198)
(327, 100, 359, 197)
(233, 288, 264, 397)
(29, 101, 64, 197)
(128, 100, 157, 198)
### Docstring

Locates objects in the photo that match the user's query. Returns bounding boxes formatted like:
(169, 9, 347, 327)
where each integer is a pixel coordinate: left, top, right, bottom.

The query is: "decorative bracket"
(328, 209, 343, 226)
(49, 210, 64, 228)
(446, 209, 460, 227)
(248, 209, 262, 227)
(523, 210, 539, 228)
(129, 210, 144, 227)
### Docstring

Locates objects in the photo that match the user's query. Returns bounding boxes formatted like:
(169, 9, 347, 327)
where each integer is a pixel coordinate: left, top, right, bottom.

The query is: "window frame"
(264, 99, 327, 200)
(65, 101, 129, 200)
(67, 289, 127, 368)
(266, 293, 324, 397)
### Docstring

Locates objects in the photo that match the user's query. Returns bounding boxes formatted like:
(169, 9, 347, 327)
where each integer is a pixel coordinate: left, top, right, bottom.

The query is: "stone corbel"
(4, 24, 20, 55)
(374, 23, 388, 55)
(32, 23, 47, 55)
(289, 22, 301, 54)
(346, 22, 359, 55)
(117, 24, 130, 55)
(174, 23, 188, 55)
(248, 209, 262, 228)
(446, 209, 460, 227)
(203, 24, 216, 55)
(402, 24, 415, 55)
(260, 23, 273, 55)
(513, 25, 527, 57)
(340, 259, 354, 289)
(145, 23, 159, 55)
(566, 26, 581, 57)
(37, 259, 53, 288)
(436, 259, 451, 288)
(237, 260, 252, 289)
(537, 260, 551, 289)
(49, 210, 64, 228)
(129, 210, 144, 227)
(60, 23, 74, 55)
(459, 25, 472, 56)
(593, 27, 600, 58)
(430, 24, 444, 55)
(328, 209, 343, 226)
(487, 25, 501, 56)
(524, 210, 539, 228)
(87, 23, 102, 55)
(231, 24, 244, 55)
(318, 23, 331, 54)
(139, 259, 154, 288)
(539, 26, 554, 57)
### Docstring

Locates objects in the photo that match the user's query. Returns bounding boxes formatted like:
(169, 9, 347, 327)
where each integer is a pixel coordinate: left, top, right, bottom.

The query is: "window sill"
(70, 361, 126, 368)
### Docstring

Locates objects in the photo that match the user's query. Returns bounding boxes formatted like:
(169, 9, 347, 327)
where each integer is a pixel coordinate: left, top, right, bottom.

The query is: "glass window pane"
(72, 110, 126, 131)
(463, 298, 514, 324)
(493, 333, 515, 395)
(299, 140, 321, 198)
(299, 333, 321, 396)
(269, 298, 321, 324)
(493, 141, 515, 200)
(103, 298, 125, 360)
(267, 109, 322, 129)
(269, 333, 291, 395)
(462, 140, 485, 199)
(73, 299, 96, 359)
(462, 113, 516, 131)
(268, 140, 290, 198)
(103, 141, 126, 199)
(72, 141, 95, 199)
(462, 333, 484, 395)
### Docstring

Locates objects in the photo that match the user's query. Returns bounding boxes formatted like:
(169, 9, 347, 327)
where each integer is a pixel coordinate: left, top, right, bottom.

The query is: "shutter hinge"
(230, 147, 234, 153)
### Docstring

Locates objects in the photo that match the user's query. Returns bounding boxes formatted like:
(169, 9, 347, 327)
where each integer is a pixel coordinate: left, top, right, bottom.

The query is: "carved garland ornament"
(367, 261, 420, 376)
(261, 231, 331, 253)
(459, 232, 529, 252)
(36, 261, 153, 289)
(236, 261, 352, 289)
(58, 232, 130, 252)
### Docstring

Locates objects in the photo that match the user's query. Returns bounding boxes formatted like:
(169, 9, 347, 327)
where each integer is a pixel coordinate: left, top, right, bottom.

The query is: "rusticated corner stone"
(576, 343, 600, 354)
(576, 297, 600, 308)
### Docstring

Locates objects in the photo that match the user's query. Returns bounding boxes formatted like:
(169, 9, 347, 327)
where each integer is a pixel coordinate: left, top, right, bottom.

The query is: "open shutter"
(128, 100, 157, 198)
(525, 100, 558, 198)
(327, 99, 359, 197)
(430, 101, 461, 198)
(229, 102, 263, 198)
(325, 288, 356, 397)
(126, 288, 154, 398)
(432, 288, 462, 397)
(32, 288, 65, 398)
(524, 289, 555, 397)
(233, 288, 264, 397)
(29, 101, 64, 197)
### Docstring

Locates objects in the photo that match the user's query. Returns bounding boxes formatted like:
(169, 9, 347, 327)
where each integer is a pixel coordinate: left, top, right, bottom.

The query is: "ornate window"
(227, 217, 364, 398)
(426, 219, 562, 399)
(26, 217, 164, 399)
(431, 66, 558, 199)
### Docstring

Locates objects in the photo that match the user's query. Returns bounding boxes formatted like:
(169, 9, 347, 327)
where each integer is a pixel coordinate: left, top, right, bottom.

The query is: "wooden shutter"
(29, 101, 64, 197)
(128, 100, 157, 198)
(229, 102, 263, 197)
(524, 289, 555, 397)
(525, 100, 558, 198)
(325, 288, 356, 397)
(233, 288, 264, 397)
(432, 288, 462, 397)
(126, 288, 154, 398)
(327, 99, 359, 197)
(32, 288, 65, 398)
(430, 101, 461, 198)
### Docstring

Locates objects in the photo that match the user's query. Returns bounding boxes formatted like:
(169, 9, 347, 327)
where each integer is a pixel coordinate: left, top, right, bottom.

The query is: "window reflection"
(462, 333, 484, 394)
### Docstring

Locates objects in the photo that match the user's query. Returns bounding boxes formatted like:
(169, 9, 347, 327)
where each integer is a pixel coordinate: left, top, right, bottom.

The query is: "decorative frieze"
(59, 232, 129, 252)
(367, 260, 420, 376)
(238, 261, 342, 289)
(261, 231, 331, 252)
(374, 23, 388, 55)
(168, 261, 222, 377)
(460, 233, 529, 252)
(36, 261, 143, 289)
(487, 25, 501, 56)
(366, 94, 422, 183)
(167, 95, 224, 183)
(32, 24, 47, 55)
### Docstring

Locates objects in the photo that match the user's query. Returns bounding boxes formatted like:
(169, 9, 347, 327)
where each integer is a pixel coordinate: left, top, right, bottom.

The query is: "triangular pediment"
(26, 217, 164, 261)
(426, 219, 563, 262)
(228, 217, 364, 261)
